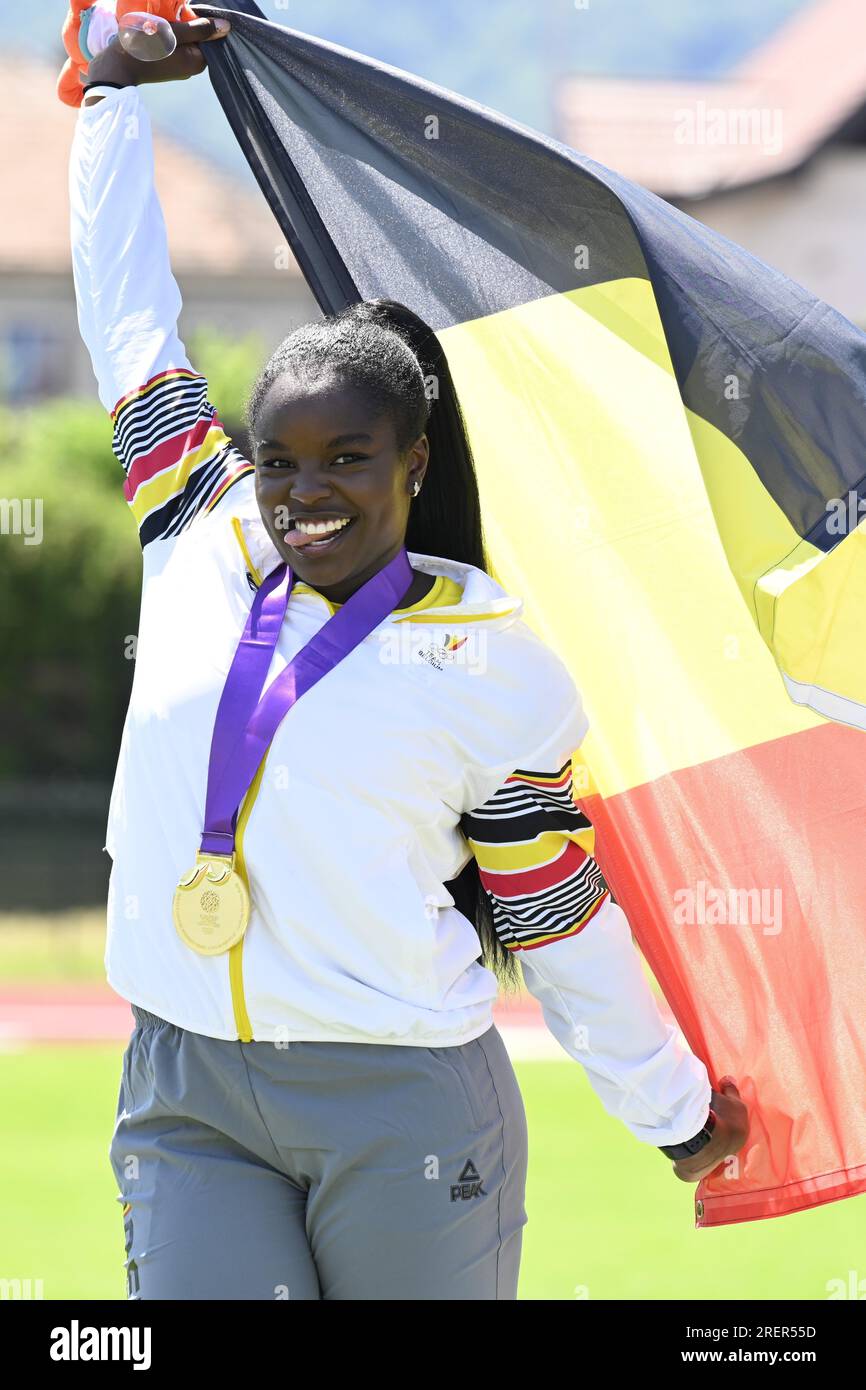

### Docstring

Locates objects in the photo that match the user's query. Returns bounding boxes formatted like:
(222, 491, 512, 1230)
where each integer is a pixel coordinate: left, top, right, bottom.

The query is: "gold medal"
(172, 852, 250, 956)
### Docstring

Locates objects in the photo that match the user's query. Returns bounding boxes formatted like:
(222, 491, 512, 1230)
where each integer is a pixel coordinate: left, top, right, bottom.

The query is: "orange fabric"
(58, 2, 198, 107)
(581, 720, 866, 1227)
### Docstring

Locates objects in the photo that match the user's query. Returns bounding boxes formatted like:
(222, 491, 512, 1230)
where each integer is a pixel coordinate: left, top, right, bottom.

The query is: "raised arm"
(69, 19, 253, 547)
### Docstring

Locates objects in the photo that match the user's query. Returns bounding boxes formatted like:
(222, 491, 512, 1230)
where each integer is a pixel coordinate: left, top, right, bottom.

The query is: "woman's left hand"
(671, 1078, 750, 1183)
(83, 16, 231, 92)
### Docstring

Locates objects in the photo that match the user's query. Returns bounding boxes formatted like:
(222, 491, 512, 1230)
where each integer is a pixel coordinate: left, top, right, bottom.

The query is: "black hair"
(244, 298, 520, 991)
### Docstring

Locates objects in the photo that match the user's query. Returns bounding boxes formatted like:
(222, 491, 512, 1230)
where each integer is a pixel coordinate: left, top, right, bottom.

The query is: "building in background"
(0, 57, 316, 407)
(7, 3, 863, 408)
(554, 0, 866, 326)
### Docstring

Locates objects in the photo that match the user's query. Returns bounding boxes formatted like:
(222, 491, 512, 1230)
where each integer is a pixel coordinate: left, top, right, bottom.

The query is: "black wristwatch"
(658, 1107, 716, 1161)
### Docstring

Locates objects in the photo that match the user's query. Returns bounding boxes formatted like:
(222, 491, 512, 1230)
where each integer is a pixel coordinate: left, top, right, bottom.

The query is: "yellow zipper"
(231, 517, 263, 588)
(229, 754, 268, 1042)
(228, 518, 265, 1041)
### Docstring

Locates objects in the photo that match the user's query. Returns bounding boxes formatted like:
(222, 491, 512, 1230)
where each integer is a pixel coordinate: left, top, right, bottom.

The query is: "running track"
(0, 984, 585, 1059)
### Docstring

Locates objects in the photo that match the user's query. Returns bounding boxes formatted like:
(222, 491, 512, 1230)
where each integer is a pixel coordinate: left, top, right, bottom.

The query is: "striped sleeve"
(460, 755, 610, 952)
(463, 732, 712, 1147)
(112, 370, 253, 547)
(69, 85, 253, 548)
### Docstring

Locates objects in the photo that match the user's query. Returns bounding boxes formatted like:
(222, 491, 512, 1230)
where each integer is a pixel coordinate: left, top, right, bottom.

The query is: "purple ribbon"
(200, 545, 413, 856)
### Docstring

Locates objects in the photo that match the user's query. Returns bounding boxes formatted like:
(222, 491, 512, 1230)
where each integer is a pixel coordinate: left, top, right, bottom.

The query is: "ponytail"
(337, 300, 487, 574)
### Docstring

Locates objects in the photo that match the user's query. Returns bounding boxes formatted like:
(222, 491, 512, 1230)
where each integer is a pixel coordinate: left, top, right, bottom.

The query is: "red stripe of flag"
(583, 720, 866, 1227)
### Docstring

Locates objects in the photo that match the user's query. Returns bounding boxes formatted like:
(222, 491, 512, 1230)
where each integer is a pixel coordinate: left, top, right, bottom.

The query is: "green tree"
(187, 326, 267, 441)
(0, 328, 266, 779)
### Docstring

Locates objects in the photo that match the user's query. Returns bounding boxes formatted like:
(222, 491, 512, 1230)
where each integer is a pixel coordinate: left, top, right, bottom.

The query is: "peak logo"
(450, 1158, 486, 1202)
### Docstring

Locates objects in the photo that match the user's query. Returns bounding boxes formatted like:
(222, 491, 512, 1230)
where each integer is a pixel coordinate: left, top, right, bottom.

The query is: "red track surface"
(0, 983, 551, 1045)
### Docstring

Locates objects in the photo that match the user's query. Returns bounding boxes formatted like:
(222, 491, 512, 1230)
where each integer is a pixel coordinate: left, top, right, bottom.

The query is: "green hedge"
(0, 329, 265, 779)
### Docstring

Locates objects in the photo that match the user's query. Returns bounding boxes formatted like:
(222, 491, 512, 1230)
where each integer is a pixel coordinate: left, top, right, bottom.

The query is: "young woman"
(71, 18, 748, 1301)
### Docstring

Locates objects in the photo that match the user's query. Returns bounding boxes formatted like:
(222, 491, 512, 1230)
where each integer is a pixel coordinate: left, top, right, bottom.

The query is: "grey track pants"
(109, 1005, 529, 1301)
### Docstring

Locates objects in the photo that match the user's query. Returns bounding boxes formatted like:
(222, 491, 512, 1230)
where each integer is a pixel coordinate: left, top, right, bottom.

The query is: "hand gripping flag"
(193, 1, 866, 1227)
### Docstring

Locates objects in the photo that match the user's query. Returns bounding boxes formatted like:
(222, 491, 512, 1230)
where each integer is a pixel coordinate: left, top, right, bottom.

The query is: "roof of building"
(554, 0, 866, 198)
(1, 56, 300, 276)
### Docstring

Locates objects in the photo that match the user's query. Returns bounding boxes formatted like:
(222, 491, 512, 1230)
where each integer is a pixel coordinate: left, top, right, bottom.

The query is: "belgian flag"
(198, 1, 866, 1227)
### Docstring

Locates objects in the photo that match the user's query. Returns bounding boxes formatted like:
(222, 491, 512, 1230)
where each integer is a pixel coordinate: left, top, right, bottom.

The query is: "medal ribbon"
(199, 545, 413, 856)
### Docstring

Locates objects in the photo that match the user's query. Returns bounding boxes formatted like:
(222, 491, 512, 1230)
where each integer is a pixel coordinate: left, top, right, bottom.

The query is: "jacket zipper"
(228, 519, 265, 1042)
(229, 755, 268, 1042)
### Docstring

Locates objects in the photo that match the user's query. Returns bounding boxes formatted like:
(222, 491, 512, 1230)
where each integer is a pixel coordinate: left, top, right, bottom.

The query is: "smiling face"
(253, 372, 429, 604)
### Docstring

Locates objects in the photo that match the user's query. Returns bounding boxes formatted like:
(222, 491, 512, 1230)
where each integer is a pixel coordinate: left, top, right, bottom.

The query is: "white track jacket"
(68, 84, 711, 1148)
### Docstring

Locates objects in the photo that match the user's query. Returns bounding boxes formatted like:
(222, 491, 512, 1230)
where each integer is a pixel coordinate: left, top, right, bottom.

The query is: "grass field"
(0, 912, 107, 981)
(1, 1043, 864, 1301)
(2, 915, 865, 1300)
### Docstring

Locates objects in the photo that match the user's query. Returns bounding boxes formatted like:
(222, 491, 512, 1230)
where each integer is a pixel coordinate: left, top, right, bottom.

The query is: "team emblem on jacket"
(417, 633, 469, 670)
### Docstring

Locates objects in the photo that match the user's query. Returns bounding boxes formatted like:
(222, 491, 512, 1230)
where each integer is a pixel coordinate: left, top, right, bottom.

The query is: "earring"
(411, 479, 421, 497)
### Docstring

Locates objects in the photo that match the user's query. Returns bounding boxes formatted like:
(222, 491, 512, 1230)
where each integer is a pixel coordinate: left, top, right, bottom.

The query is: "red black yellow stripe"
(111, 369, 253, 547)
